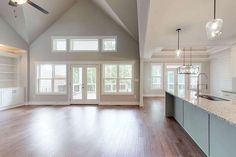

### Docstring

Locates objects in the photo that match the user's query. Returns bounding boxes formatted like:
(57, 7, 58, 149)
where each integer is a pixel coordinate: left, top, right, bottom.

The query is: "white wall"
(210, 50, 232, 97)
(29, 0, 140, 104)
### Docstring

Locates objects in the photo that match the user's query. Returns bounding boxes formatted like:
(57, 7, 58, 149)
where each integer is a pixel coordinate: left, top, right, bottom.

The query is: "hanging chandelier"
(176, 28, 182, 57)
(177, 48, 199, 75)
(206, 0, 223, 39)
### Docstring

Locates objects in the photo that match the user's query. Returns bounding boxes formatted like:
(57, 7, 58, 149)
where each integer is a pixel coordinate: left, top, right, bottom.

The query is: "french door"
(166, 68, 186, 97)
(70, 65, 99, 104)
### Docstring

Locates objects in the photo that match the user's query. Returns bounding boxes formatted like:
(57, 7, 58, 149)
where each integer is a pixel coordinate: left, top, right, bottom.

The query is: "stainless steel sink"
(199, 95, 230, 101)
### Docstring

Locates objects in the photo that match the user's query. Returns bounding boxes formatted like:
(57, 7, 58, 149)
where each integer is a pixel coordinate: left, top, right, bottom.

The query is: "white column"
(139, 58, 144, 107)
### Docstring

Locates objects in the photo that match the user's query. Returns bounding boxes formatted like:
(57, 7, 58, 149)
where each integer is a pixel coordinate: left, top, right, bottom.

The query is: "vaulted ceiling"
(0, 0, 139, 44)
(138, 0, 236, 58)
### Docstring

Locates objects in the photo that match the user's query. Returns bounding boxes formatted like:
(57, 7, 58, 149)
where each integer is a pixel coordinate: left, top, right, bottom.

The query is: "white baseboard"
(143, 94, 165, 97)
(99, 101, 140, 106)
(0, 103, 26, 111)
(28, 101, 70, 106)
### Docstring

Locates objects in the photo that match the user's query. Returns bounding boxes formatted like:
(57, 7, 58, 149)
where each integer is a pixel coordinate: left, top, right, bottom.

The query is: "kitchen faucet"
(196, 73, 208, 97)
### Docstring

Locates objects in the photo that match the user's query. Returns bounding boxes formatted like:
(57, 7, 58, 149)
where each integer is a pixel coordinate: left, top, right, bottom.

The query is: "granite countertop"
(222, 90, 236, 94)
(166, 90, 236, 127)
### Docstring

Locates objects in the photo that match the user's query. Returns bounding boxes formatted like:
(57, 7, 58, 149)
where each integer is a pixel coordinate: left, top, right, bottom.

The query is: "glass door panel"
(167, 71, 175, 93)
(72, 67, 83, 100)
(71, 65, 99, 104)
(86, 67, 97, 100)
(178, 74, 185, 97)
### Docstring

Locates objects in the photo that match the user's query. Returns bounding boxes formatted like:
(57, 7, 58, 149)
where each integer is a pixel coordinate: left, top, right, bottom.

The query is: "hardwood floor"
(0, 98, 206, 157)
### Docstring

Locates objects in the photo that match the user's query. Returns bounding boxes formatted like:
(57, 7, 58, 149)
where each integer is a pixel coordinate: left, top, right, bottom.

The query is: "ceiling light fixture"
(176, 28, 182, 57)
(206, 0, 223, 39)
(10, 0, 27, 5)
(177, 48, 199, 75)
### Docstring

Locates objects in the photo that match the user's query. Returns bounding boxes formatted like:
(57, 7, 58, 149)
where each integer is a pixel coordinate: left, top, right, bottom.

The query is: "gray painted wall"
(29, 0, 140, 103)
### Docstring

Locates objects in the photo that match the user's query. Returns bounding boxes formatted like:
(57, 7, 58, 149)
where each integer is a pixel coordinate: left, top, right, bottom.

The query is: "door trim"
(69, 64, 100, 105)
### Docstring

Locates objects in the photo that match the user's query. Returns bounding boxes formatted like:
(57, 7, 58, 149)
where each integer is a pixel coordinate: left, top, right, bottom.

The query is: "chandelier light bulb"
(176, 49, 181, 57)
(11, 0, 27, 5)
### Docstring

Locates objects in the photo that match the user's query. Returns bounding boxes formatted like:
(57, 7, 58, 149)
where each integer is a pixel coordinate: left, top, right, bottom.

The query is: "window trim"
(35, 63, 68, 95)
(69, 38, 100, 52)
(101, 36, 117, 52)
(102, 63, 134, 95)
(51, 36, 117, 53)
(51, 37, 68, 52)
(151, 63, 163, 90)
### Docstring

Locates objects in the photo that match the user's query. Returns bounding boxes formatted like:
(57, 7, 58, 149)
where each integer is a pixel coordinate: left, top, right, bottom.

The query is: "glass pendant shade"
(177, 65, 199, 75)
(11, 0, 27, 4)
(206, 18, 223, 39)
(176, 49, 181, 57)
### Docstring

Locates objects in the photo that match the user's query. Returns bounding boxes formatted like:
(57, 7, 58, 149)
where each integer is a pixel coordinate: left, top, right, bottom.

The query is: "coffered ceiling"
(138, 0, 236, 58)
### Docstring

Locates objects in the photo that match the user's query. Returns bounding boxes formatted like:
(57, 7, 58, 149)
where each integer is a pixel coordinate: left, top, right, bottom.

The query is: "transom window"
(102, 38, 117, 51)
(151, 64, 163, 89)
(103, 64, 133, 94)
(52, 39, 67, 52)
(52, 36, 117, 52)
(36, 64, 67, 94)
(70, 39, 99, 51)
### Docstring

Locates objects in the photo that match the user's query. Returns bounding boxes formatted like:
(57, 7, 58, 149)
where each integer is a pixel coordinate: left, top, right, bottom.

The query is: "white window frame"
(51, 36, 118, 53)
(151, 63, 163, 90)
(51, 37, 68, 52)
(36, 63, 67, 95)
(189, 64, 201, 90)
(102, 62, 134, 95)
(69, 37, 99, 52)
(101, 36, 117, 52)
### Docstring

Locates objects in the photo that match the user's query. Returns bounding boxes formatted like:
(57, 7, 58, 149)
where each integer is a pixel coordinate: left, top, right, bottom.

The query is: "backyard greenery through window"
(36, 64, 67, 94)
(103, 64, 133, 94)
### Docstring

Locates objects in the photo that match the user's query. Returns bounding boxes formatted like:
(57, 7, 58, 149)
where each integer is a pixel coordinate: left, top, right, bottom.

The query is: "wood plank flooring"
(0, 98, 206, 157)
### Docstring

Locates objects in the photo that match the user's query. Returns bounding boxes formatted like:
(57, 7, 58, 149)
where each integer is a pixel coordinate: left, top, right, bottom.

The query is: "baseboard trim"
(143, 94, 165, 97)
(28, 101, 70, 106)
(0, 103, 26, 111)
(99, 101, 140, 106)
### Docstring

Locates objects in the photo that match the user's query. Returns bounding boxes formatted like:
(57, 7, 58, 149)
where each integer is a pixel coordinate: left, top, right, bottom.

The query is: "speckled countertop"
(222, 90, 236, 94)
(166, 90, 236, 127)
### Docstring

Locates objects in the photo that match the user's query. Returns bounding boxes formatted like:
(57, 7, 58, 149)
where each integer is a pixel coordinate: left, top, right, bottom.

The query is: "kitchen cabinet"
(210, 115, 236, 157)
(174, 97, 184, 126)
(0, 87, 24, 109)
(184, 101, 209, 156)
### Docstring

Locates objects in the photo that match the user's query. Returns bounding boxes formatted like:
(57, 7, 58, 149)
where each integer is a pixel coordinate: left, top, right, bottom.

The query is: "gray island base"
(165, 91, 236, 157)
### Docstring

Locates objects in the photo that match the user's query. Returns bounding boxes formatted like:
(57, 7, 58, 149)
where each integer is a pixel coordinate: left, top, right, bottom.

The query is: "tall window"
(151, 64, 162, 89)
(189, 65, 201, 90)
(37, 64, 67, 94)
(103, 64, 133, 94)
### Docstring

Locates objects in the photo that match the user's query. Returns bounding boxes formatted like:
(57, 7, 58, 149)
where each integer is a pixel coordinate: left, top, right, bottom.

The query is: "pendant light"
(177, 48, 199, 75)
(206, 0, 223, 39)
(176, 28, 182, 57)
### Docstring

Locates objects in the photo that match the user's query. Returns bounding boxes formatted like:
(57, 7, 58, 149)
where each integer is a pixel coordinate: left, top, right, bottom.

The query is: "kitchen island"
(166, 90, 236, 157)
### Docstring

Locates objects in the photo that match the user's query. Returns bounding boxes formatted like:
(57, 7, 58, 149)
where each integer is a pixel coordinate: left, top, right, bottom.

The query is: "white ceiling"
(93, 0, 138, 41)
(0, 0, 76, 43)
(0, 0, 138, 44)
(138, 0, 236, 58)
